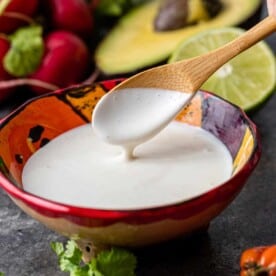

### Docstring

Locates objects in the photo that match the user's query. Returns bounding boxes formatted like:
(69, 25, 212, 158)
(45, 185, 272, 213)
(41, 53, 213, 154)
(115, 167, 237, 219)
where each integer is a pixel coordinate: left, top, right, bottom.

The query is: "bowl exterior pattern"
(0, 80, 260, 246)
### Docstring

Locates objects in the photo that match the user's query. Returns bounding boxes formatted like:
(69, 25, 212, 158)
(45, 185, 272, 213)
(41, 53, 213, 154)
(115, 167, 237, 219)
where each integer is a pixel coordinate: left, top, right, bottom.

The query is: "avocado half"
(95, 0, 261, 75)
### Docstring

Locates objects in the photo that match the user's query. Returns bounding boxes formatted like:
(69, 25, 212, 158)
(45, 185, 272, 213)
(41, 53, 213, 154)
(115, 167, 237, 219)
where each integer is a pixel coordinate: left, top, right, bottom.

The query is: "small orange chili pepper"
(240, 245, 276, 276)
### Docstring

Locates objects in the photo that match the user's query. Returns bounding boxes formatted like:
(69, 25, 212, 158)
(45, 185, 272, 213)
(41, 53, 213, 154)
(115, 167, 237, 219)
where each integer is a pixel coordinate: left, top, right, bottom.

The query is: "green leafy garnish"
(0, 272, 5, 276)
(51, 240, 137, 276)
(4, 25, 44, 77)
(96, 0, 146, 16)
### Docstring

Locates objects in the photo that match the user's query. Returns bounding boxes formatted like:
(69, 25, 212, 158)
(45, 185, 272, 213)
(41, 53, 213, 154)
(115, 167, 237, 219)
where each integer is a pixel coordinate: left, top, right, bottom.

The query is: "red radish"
(44, 0, 93, 38)
(89, 0, 100, 11)
(0, 0, 38, 34)
(30, 30, 91, 95)
(0, 37, 14, 102)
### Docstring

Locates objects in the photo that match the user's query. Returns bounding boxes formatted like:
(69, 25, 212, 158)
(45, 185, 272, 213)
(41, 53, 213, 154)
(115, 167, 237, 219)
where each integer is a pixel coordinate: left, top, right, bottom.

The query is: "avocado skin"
(239, 4, 262, 29)
(95, 0, 262, 76)
(202, 0, 223, 18)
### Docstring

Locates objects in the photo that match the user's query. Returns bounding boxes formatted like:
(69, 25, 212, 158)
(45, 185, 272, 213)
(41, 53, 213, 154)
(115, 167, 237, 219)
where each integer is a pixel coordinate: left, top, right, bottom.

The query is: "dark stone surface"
(0, 3, 276, 276)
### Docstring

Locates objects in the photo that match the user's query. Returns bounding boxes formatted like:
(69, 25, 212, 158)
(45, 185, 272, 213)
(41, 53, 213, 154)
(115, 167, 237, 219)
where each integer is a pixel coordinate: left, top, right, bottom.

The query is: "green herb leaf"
(4, 25, 44, 77)
(52, 240, 137, 276)
(97, 0, 146, 16)
(96, 247, 137, 276)
(63, 240, 83, 265)
(51, 241, 64, 257)
(51, 240, 85, 275)
(88, 259, 103, 276)
(97, 0, 125, 16)
(59, 258, 79, 273)
(0, 272, 5, 276)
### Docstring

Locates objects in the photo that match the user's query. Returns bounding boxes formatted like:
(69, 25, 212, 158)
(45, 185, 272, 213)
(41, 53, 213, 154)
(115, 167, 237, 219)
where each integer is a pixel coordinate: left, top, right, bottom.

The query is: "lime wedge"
(169, 28, 276, 111)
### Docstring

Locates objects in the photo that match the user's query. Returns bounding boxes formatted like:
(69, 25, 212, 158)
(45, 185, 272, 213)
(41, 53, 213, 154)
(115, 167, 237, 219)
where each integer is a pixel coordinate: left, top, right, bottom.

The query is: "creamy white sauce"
(22, 123, 232, 210)
(92, 88, 192, 159)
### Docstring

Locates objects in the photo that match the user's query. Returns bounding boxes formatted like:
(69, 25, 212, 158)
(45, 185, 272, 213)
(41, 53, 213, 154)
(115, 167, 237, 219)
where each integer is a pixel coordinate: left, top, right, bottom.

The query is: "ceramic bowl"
(0, 80, 261, 256)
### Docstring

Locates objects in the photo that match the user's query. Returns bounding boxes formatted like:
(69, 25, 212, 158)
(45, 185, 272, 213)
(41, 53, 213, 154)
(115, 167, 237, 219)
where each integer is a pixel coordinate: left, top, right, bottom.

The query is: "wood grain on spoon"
(111, 16, 276, 94)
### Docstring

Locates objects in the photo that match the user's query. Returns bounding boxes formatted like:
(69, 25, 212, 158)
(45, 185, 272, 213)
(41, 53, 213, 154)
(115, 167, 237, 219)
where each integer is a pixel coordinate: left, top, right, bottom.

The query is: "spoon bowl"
(0, 81, 260, 258)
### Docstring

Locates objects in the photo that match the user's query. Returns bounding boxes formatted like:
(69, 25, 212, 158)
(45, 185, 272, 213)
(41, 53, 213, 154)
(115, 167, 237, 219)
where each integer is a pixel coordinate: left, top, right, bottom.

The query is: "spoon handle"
(111, 16, 276, 94)
(180, 16, 276, 92)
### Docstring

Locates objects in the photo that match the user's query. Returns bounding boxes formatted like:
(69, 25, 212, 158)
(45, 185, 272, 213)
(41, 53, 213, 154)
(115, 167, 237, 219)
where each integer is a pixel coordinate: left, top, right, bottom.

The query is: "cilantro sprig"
(51, 240, 137, 276)
(96, 0, 146, 16)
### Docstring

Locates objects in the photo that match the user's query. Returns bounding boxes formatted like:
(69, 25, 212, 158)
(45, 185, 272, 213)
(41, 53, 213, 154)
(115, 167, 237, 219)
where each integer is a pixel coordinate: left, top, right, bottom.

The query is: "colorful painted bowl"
(0, 80, 260, 256)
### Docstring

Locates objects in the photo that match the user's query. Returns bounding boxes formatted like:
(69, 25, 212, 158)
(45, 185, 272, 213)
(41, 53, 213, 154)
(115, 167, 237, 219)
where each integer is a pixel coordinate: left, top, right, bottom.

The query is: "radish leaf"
(4, 25, 44, 77)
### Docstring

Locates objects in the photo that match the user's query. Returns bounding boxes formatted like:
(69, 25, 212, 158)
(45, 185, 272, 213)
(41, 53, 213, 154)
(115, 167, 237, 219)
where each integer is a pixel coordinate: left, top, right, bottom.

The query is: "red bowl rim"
(0, 82, 261, 221)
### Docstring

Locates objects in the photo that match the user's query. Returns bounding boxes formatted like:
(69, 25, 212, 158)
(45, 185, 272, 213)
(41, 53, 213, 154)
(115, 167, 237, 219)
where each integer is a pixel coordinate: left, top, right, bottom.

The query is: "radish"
(0, 0, 38, 34)
(0, 37, 14, 102)
(30, 30, 91, 95)
(44, 0, 94, 38)
(0, 25, 60, 99)
(0, 27, 91, 97)
(89, 0, 100, 11)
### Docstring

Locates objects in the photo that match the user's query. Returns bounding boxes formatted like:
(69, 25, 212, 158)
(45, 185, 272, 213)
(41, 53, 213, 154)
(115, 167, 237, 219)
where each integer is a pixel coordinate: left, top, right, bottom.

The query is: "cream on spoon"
(93, 87, 192, 159)
(93, 16, 276, 156)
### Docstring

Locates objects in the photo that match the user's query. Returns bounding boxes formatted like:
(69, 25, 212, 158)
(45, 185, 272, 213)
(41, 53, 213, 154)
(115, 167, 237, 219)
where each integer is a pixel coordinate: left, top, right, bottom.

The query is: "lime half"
(169, 28, 276, 111)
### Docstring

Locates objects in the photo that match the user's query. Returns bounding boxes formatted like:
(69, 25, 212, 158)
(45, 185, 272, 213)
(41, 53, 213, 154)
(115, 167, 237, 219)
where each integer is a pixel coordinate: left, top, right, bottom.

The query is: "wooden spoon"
(109, 16, 276, 94)
(93, 16, 276, 149)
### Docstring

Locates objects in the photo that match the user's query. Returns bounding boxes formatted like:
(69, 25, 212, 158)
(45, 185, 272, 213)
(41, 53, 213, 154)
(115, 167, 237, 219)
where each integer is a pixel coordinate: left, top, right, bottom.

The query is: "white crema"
(22, 122, 233, 210)
(92, 88, 194, 159)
